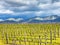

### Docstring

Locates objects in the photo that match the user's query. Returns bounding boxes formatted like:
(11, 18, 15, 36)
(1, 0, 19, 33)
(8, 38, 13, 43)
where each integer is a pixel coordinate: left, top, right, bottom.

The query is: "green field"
(0, 23, 60, 45)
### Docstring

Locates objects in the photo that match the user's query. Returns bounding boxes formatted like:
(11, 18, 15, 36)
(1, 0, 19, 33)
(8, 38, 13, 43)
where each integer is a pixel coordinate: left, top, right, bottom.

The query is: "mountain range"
(0, 15, 60, 23)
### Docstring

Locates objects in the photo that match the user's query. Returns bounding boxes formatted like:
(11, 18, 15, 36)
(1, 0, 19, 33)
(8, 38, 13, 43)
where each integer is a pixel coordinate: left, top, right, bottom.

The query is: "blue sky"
(0, 0, 60, 18)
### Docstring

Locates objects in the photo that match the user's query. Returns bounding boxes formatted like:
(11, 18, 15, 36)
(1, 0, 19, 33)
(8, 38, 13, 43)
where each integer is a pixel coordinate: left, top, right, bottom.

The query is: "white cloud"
(35, 11, 45, 16)
(0, 0, 60, 16)
(6, 0, 38, 5)
(0, 1, 15, 14)
(0, 9, 14, 14)
(0, 4, 2, 7)
(51, 8, 60, 15)
(38, 2, 60, 10)
(52, 2, 60, 8)
(17, 6, 29, 11)
(36, 1, 60, 16)
(12, 11, 35, 15)
(38, 4, 51, 10)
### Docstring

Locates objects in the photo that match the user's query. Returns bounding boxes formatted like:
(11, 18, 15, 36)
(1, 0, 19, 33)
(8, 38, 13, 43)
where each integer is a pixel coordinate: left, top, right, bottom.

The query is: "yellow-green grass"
(0, 23, 60, 45)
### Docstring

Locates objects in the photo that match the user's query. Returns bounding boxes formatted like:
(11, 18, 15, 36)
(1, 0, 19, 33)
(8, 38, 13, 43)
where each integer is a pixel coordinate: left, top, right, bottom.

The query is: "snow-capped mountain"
(0, 15, 60, 23)
(34, 16, 57, 20)
(27, 15, 60, 23)
(0, 18, 24, 23)
(6, 18, 23, 22)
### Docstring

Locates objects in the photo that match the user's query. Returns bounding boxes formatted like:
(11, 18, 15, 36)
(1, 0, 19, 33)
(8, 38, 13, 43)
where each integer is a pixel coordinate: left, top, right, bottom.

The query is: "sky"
(0, 0, 60, 18)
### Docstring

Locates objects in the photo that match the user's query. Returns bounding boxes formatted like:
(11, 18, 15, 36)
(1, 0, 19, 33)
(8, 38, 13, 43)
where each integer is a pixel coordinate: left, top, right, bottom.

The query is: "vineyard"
(0, 23, 60, 45)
